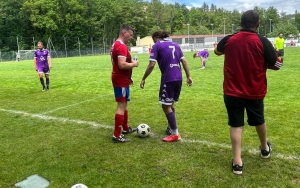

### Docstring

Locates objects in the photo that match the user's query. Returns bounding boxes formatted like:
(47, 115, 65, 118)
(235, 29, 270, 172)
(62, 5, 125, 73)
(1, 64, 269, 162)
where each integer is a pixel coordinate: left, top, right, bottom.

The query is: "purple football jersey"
(198, 50, 209, 59)
(149, 40, 184, 83)
(34, 49, 50, 68)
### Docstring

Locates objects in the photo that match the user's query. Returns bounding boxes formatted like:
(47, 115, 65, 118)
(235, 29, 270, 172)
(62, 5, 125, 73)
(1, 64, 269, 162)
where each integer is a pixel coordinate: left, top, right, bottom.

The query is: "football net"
(17, 38, 58, 61)
(18, 50, 36, 61)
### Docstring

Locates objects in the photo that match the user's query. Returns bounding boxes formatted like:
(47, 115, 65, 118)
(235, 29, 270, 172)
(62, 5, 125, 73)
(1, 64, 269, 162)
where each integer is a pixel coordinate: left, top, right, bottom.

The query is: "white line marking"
(1, 108, 299, 161)
(41, 94, 113, 115)
(0, 108, 111, 129)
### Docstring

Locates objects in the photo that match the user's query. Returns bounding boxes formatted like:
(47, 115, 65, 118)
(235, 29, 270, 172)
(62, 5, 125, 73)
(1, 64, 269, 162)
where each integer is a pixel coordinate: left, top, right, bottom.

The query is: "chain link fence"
(0, 48, 112, 62)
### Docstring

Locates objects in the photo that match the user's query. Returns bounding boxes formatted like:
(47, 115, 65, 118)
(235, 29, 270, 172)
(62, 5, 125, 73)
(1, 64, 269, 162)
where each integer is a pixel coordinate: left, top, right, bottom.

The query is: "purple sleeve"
(149, 44, 157, 62)
(47, 50, 51, 57)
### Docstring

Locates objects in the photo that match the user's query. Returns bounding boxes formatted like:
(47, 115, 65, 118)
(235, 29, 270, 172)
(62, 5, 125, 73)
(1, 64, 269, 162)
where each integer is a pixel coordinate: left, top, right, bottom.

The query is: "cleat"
(112, 135, 130, 143)
(260, 141, 272, 159)
(232, 160, 243, 175)
(46, 85, 49, 90)
(162, 134, 181, 142)
(122, 126, 137, 134)
(42, 87, 46, 92)
(166, 126, 172, 135)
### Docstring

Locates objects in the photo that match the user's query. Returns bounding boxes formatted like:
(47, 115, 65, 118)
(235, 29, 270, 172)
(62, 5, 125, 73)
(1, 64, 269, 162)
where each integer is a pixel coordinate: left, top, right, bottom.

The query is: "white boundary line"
(41, 94, 113, 115)
(1, 108, 299, 161)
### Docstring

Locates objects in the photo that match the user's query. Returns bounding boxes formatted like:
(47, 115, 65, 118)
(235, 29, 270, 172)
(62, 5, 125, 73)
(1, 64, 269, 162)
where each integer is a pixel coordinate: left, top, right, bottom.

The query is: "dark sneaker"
(122, 126, 137, 134)
(42, 86, 46, 92)
(166, 126, 172, 135)
(46, 85, 49, 90)
(260, 141, 272, 159)
(112, 135, 130, 143)
(232, 160, 243, 175)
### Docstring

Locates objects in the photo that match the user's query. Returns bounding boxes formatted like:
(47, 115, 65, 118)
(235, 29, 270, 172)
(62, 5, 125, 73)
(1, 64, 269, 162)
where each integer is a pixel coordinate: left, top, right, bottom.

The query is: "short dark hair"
(278, 32, 283, 35)
(152, 31, 169, 40)
(119, 25, 135, 34)
(241, 10, 259, 29)
(37, 41, 44, 46)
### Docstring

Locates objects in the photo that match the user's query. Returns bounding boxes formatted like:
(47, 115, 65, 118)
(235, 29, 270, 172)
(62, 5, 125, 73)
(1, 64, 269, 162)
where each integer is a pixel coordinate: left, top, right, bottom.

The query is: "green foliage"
(0, 0, 299, 51)
(271, 22, 299, 38)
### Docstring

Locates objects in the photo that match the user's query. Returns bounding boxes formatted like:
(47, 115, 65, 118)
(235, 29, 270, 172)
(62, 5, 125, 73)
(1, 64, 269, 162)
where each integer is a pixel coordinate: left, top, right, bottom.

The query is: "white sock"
(263, 145, 269, 151)
(172, 129, 179, 135)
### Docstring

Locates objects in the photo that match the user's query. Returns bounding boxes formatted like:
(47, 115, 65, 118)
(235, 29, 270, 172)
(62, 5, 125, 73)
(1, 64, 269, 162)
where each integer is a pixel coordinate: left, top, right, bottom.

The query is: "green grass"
(0, 47, 299, 188)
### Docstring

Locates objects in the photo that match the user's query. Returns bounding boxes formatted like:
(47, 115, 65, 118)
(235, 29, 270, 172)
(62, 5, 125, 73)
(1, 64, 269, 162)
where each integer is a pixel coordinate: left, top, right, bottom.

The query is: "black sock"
(40, 78, 45, 87)
(46, 78, 50, 86)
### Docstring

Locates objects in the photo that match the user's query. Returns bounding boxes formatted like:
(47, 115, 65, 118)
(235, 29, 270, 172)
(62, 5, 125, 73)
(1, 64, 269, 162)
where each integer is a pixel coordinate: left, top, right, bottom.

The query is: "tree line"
(0, 0, 299, 52)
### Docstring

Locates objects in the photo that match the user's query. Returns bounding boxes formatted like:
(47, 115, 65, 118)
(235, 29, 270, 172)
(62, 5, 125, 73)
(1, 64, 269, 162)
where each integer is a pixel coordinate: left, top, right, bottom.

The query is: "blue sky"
(161, 0, 299, 14)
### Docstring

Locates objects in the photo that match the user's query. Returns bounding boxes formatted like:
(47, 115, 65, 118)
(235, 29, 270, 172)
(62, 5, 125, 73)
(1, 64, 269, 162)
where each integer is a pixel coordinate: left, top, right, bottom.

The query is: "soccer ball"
(136, 123, 151, 138)
(71, 184, 88, 188)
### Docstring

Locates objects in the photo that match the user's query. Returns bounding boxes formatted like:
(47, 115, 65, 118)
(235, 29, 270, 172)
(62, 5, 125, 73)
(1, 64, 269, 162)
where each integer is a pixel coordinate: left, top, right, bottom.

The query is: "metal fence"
(0, 48, 112, 62)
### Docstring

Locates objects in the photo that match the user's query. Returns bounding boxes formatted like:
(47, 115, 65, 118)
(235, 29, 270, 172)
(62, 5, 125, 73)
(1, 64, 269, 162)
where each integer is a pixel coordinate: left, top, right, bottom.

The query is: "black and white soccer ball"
(71, 184, 88, 188)
(136, 123, 151, 138)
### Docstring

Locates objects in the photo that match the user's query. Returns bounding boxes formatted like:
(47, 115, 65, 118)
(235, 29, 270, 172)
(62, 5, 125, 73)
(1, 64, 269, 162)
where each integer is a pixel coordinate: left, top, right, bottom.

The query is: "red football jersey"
(110, 40, 132, 87)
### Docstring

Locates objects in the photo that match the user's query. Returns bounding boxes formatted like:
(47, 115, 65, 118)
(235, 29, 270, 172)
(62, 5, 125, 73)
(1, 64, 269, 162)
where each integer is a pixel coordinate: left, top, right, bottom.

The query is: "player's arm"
(214, 43, 223, 56)
(118, 56, 138, 70)
(214, 36, 230, 56)
(48, 55, 52, 68)
(34, 53, 37, 71)
(140, 60, 156, 89)
(260, 36, 282, 70)
(273, 39, 277, 50)
(180, 58, 193, 86)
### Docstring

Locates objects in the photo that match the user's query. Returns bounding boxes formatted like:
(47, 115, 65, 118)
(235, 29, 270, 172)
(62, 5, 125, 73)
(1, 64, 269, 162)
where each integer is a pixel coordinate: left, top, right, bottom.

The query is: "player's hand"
(140, 80, 145, 89)
(132, 60, 139, 67)
(187, 77, 193, 87)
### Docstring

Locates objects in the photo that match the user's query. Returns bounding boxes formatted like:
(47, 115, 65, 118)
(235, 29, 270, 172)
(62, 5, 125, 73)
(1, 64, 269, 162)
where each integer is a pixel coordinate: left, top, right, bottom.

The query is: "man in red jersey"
(110, 25, 139, 143)
(214, 10, 282, 175)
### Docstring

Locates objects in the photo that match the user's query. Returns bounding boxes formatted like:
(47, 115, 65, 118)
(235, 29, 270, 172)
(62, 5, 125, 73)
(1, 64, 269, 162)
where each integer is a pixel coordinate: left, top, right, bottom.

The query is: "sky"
(161, 0, 300, 15)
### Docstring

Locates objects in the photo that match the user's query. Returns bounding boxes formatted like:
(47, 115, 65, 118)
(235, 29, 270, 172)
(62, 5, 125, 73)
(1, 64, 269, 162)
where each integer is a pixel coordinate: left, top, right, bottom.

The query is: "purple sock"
(166, 112, 177, 129)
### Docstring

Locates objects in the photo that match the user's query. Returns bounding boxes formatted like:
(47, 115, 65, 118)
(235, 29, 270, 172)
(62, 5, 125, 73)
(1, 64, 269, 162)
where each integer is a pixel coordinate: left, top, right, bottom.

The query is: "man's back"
(198, 50, 209, 59)
(150, 40, 183, 83)
(218, 30, 275, 99)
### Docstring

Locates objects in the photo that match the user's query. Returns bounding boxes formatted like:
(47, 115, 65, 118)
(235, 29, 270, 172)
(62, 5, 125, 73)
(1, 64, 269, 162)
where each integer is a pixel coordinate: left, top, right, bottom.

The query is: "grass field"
(0, 47, 299, 188)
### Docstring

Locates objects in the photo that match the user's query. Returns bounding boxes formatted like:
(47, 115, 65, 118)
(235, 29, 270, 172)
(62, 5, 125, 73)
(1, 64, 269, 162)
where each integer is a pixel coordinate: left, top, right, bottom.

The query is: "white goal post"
(17, 50, 36, 61)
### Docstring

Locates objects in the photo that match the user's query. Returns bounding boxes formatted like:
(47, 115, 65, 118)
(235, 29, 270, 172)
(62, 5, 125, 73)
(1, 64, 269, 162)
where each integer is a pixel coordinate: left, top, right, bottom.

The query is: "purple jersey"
(198, 50, 209, 59)
(34, 49, 50, 68)
(150, 40, 184, 83)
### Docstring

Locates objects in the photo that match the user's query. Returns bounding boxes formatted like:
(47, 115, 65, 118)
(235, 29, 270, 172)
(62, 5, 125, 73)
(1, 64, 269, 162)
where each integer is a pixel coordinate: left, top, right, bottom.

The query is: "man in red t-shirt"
(214, 10, 282, 175)
(110, 25, 139, 143)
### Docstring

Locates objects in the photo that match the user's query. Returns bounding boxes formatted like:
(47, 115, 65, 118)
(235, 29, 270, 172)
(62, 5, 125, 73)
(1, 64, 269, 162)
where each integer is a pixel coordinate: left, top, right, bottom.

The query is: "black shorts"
(277, 49, 284, 57)
(223, 94, 265, 127)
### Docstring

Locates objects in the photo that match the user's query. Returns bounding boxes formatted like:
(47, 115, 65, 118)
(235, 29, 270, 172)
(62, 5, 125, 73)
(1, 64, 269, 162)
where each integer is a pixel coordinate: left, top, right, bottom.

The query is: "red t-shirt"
(217, 30, 279, 100)
(110, 40, 132, 87)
